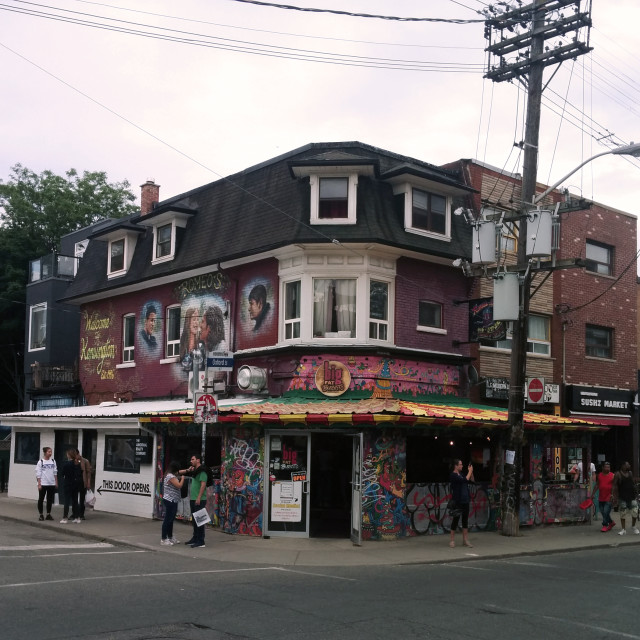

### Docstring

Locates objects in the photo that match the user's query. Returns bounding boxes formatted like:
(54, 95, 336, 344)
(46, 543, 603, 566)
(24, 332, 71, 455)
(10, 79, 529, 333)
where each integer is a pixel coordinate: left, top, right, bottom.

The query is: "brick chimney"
(140, 179, 160, 216)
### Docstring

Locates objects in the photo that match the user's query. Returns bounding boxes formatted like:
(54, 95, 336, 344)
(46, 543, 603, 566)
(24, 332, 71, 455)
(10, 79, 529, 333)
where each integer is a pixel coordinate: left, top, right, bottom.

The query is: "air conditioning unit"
(187, 371, 206, 400)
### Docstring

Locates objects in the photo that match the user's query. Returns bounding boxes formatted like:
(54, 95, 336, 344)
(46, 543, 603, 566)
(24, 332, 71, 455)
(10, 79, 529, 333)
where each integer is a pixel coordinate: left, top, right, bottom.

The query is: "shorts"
(619, 499, 638, 520)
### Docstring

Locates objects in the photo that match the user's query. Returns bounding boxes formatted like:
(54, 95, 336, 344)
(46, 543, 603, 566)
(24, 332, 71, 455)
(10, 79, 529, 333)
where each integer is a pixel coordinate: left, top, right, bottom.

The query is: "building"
(2, 143, 606, 540)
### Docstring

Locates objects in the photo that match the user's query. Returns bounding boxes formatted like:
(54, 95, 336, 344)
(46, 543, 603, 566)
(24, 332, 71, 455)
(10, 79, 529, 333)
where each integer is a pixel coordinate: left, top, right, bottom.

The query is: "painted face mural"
(244, 282, 272, 333)
(139, 302, 161, 353)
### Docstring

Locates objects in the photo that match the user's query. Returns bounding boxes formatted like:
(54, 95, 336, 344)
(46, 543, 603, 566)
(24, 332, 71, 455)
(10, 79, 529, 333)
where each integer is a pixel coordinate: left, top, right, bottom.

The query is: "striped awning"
(139, 398, 609, 431)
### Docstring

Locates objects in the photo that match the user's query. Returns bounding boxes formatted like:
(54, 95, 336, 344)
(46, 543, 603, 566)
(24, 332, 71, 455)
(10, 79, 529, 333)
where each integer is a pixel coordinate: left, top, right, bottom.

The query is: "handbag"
(192, 507, 211, 527)
(447, 498, 462, 516)
(85, 489, 96, 508)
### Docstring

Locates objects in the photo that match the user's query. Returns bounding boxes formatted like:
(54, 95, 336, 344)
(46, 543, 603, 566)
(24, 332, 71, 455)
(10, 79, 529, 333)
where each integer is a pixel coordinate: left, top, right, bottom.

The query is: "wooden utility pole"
(483, 0, 592, 536)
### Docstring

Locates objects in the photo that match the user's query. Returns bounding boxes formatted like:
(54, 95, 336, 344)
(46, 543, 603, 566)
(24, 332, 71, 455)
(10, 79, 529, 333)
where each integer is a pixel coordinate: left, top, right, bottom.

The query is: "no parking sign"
(194, 392, 218, 423)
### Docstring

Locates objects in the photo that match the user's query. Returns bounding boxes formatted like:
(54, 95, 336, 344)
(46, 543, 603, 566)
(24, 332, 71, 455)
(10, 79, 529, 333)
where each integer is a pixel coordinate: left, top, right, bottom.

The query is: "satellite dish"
(468, 365, 480, 385)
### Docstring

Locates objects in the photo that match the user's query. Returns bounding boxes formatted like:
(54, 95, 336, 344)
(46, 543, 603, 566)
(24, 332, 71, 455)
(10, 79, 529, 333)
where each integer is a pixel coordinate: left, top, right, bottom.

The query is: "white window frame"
(122, 313, 135, 363)
(417, 300, 446, 335)
(284, 280, 301, 340)
(152, 221, 176, 265)
(585, 240, 613, 276)
(107, 234, 137, 279)
(390, 182, 452, 241)
(28, 303, 47, 351)
(482, 314, 551, 356)
(165, 305, 181, 359)
(309, 173, 359, 225)
(369, 280, 389, 342)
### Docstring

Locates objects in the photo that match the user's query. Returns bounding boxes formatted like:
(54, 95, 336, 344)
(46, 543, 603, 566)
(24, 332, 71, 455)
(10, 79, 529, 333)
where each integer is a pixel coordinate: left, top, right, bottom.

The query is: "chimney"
(140, 179, 160, 216)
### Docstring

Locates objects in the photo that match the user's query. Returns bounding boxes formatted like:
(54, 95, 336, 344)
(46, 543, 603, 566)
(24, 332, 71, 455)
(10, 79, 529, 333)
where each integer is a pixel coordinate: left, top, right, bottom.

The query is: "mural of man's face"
(248, 297, 263, 320)
(145, 312, 156, 336)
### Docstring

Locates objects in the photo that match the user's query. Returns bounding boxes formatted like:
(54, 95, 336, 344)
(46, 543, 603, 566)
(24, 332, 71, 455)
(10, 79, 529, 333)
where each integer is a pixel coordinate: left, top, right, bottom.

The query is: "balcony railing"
(30, 363, 78, 389)
(29, 254, 79, 283)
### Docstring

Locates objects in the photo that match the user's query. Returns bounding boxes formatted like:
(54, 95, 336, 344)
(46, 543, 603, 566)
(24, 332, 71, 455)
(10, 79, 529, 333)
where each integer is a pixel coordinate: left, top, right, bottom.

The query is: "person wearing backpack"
(35, 447, 58, 521)
(179, 454, 208, 548)
(75, 449, 92, 520)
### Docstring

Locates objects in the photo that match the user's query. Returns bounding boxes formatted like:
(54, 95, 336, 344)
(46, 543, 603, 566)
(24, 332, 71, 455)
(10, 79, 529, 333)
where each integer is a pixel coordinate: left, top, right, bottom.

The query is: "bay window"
(313, 278, 356, 338)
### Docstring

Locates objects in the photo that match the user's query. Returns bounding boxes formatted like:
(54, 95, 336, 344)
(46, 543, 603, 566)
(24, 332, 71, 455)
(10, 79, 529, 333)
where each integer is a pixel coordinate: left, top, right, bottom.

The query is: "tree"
(0, 165, 138, 413)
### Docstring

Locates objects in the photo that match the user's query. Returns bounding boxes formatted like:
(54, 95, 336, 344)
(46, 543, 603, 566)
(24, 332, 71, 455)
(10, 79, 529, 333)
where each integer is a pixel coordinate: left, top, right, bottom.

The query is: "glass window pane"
(110, 239, 125, 272)
(369, 281, 388, 321)
(313, 279, 356, 336)
(319, 177, 348, 199)
(418, 301, 442, 328)
(528, 316, 549, 341)
(285, 281, 301, 320)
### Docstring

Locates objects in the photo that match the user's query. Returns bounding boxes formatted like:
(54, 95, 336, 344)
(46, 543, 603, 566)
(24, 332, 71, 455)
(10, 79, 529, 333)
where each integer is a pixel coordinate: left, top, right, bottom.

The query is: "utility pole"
(483, 0, 592, 536)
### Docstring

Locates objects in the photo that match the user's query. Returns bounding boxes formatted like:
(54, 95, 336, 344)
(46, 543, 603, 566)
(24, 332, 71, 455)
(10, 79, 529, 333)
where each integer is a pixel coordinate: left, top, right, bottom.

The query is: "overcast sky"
(1, 0, 638, 217)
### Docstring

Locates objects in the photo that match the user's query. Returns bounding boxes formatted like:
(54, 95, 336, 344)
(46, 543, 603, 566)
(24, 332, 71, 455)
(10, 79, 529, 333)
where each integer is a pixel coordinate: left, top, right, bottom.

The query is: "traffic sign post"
(194, 392, 218, 423)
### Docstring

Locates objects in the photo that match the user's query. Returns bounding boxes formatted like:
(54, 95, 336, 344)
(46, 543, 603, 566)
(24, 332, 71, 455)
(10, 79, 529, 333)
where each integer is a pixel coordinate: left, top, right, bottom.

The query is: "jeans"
(62, 485, 79, 519)
(162, 499, 178, 540)
(599, 500, 612, 526)
(38, 485, 56, 515)
(78, 487, 87, 518)
(190, 500, 205, 543)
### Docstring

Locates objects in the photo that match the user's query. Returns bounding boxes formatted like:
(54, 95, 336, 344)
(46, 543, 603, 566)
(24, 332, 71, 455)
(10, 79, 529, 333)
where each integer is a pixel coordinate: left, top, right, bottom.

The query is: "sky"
(1, 0, 639, 217)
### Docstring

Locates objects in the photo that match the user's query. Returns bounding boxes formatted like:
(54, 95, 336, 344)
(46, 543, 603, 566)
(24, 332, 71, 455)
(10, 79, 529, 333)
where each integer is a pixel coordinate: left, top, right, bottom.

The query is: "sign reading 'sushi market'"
(566, 385, 633, 415)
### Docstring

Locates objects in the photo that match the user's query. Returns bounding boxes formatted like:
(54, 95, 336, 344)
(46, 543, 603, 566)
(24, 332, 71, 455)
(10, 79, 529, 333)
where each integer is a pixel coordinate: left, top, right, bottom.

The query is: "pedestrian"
(179, 454, 208, 548)
(612, 461, 639, 536)
(59, 447, 81, 524)
(35, 447, 58, 521)
(161, 461, 185, 546)
(596, 461, 615, 532)
(75, 449, 92, 520)
(449, 458, 474, 548)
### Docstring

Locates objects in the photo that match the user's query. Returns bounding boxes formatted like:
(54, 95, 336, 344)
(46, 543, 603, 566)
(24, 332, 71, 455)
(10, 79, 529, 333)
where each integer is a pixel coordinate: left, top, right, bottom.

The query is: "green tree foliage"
(0, 165, 138, 412)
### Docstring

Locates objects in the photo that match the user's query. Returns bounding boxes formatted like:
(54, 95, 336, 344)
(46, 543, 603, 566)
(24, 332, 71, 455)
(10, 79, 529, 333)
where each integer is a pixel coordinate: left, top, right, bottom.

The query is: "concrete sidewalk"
(1, 493, 639, 566)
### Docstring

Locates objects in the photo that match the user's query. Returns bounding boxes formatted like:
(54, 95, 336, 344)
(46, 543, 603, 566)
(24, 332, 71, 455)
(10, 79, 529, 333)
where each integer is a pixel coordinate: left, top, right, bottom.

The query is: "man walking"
(35, 447, 57, 521)
(612, 461, 639, 536)
(179, 454, 208, 548)
(75, 449, 92, 520)
(596, 461, 615, 531)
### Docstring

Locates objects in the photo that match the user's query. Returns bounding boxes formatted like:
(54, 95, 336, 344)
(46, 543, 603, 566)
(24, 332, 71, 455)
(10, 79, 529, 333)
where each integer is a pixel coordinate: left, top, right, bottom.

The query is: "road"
(1, 519, 639, 640)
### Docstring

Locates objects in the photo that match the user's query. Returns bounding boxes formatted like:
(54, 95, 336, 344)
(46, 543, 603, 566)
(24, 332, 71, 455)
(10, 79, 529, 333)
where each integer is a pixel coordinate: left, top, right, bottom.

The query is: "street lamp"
(500, 141, 640, 537)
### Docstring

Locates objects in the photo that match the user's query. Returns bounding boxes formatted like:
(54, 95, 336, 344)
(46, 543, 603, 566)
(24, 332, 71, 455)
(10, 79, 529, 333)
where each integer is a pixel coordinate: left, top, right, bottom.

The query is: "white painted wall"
(9, 428, 57, 501)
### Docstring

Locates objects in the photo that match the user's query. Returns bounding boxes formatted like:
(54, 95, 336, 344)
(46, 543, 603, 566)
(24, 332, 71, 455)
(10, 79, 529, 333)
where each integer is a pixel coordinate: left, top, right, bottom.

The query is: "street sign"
(527, 377, 545, 404)
(194, 392, 218, 423)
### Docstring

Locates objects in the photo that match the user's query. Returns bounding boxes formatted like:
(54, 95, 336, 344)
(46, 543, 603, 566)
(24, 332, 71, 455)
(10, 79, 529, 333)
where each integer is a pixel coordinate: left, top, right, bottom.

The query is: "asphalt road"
(1, 519, 639, 640)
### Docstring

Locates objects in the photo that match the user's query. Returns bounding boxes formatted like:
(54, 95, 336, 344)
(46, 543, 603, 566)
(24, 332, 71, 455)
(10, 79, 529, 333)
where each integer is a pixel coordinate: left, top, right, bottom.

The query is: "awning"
(140, 398, 610, 432)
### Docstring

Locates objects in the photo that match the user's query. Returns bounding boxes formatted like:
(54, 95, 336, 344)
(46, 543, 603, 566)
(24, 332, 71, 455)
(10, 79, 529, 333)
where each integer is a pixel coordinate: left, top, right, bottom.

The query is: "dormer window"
(91, 221, 142, 279)
(154, 222, 174, 261)
(319, 177, 349, 219)
(412, 189, 446, 235)
(109, 238, 125, 273)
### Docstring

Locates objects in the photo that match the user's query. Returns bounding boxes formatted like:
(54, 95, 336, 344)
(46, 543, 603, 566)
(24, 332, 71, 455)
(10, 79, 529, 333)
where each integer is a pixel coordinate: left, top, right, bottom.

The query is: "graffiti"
(219, 430, 264, 536)
(84, 311, 111, 331)
(361, 431, 411, 540)
(405, 483, 497, 535)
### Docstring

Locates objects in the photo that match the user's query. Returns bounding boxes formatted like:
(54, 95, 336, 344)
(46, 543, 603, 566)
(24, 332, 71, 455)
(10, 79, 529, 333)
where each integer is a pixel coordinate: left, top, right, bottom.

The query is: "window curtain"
(335, 279, 356, 334)
(313, 279, 356, 336)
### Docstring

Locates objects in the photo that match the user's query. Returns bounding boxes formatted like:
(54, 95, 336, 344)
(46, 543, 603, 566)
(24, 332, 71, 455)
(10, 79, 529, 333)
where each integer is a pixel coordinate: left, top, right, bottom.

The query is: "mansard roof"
(63, 141, 474, 302)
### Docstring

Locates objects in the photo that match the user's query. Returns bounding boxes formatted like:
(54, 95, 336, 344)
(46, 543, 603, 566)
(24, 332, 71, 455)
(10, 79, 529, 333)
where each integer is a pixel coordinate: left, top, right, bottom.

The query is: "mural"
(139, 301, 161, 354)
(361, 431, 411, 541)
(219, 428, 264, 536)
(239, 278, 274, 337)
(80, 306, 117, 381)
(288, 355, 461, 400)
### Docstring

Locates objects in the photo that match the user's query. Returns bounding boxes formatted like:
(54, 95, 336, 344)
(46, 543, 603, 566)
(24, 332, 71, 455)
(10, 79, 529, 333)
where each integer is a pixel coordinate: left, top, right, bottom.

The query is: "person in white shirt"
(571, 460, 596, 484)
(35, 447, 58, 521)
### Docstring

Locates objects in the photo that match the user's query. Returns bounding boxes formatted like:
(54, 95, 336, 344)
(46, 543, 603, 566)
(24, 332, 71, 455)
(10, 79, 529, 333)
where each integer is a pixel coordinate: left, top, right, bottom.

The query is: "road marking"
(272, 567, 356, 581)
(495, 560, 558, 567)
(0, 550, 147, 559)
(0, 566, 325, 589)
(448, 564, 495, 571)
(483, 604, 640, 639)
(594, 570, 640, 580)
(0, 543, 113, 551)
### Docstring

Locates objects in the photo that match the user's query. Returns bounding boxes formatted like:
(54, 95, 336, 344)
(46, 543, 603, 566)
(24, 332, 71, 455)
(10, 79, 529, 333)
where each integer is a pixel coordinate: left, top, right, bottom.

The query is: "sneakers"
(72, 518, 81, 524)
(160, 539, 173, 546)
(618, 529, 627, 536)
(633, 527, 640, 535)
(169, 537, 180, 544)
(184, 539, 195, 546)
(190, 541, 205, 548)
(38, 514, 44, 521)
(600, 526, 609, 532)
(45, 514, 53, 521)
(60, 518, 68, 524)
(608, 520, 616, 530)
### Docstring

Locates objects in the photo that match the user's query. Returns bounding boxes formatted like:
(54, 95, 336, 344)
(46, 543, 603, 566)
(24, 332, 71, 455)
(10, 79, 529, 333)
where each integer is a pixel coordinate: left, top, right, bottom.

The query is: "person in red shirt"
(597, 461, 615, 532)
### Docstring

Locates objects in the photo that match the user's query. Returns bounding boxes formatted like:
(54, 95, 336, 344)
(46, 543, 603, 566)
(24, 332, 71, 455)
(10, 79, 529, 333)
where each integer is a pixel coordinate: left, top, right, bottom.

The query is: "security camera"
(452, 258, 463, 267)
(454, 207, 465, 216)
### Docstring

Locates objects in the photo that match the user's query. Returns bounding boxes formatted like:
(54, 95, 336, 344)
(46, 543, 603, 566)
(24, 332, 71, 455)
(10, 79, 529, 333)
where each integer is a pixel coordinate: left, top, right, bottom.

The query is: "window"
(104, 435, 140, 473)
(319, 178, 349, 219)
(485, 314, 550, 355)
(166, 306, 181, 357)
(499, 223, 517, 253)
(412, 188, 446, 235)
(585, 240, 613, 276)
(109, 238, 125, 273)
(313, 278, 356, 337)
(586, 324, 613, 359)
(284, 281, 301, 339)
(14, 432, 40, 464)
(155, 223, 173, 259)
(123, 314, 135, 362)
(418, 301, 443, 329)
(369, 280, 389, 340)
(29, 303, 47, 350)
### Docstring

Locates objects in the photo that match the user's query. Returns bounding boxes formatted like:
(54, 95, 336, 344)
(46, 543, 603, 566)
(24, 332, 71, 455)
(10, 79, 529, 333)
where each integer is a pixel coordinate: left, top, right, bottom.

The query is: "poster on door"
(271, 480, 302, 522)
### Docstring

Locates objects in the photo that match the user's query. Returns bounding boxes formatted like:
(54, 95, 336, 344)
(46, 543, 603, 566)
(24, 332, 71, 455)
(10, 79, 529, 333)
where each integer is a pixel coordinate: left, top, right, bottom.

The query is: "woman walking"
(161, 461, 185, 545)
(449, 458, 474, 548)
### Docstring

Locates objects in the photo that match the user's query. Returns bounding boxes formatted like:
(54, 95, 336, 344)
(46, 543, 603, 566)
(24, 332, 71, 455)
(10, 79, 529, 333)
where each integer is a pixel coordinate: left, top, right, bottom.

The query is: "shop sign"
(134, 436, 153, 464)
(469, 297, 507, 342)
(315, 360, 351, 397)
(527, 377, 545, 404)
(485, 377, 509, 400)
(544, 383, 560, 404)
(566, 385, 633, 415)
(271, 480, 302, 522)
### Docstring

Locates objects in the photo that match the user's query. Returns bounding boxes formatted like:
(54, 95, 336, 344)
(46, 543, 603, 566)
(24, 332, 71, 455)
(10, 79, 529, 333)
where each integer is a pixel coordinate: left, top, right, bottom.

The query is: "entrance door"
(351, 432, 363, 545)
(265, 433, 310, 537)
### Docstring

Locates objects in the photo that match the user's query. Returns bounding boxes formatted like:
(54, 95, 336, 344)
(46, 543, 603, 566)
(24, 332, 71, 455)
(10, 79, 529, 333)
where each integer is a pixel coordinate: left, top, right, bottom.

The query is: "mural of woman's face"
(190, 313, 200, 334)
(200, 314, 209, 337)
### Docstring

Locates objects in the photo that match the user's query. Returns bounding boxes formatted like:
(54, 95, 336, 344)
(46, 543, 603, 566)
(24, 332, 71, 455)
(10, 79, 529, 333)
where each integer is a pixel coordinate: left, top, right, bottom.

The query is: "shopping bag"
(192, 507, 211, 527)
(85, 489, 96, 508)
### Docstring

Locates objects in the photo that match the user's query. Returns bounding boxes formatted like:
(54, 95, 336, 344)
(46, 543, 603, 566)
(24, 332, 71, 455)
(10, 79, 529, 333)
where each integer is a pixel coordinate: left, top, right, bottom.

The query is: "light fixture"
(237, 365, 268, 392)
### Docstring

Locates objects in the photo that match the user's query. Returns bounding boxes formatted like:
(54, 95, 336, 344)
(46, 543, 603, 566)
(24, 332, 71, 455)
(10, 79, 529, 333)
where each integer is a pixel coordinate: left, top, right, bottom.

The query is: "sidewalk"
(2, 493, 639, 567)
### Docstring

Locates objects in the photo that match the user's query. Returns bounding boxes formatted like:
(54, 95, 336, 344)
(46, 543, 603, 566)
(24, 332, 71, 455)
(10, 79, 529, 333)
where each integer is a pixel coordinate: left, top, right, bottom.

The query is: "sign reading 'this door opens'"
(315, 360, 351, 397)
